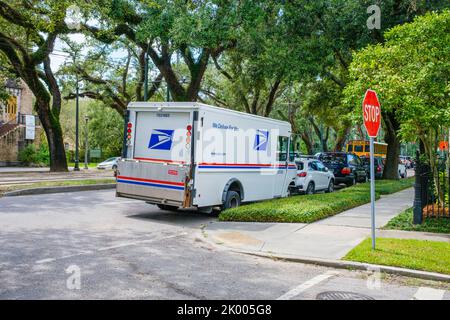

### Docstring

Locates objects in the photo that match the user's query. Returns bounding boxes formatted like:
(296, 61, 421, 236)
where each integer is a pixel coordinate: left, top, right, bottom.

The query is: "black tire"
(306, 182, 315, 195)
(112, 164, 117, 170)
(325, 180, 334, 193)
(223, 191, 241, 209)
(157, 204, 178, 211)
(346, 176, 356, 187)
(288, 184, 297, 196)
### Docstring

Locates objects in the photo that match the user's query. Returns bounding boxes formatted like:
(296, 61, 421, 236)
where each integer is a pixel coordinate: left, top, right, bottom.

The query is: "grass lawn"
(344, 238, 450, 275)
(219, 177, 414, 223)
(384, 207, 450, 234)
(68, 162, 99, 168)
(0, 178, 115, 195)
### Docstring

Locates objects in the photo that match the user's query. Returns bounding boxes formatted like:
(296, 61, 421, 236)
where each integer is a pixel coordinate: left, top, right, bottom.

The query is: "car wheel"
(223, 191, 241, 210)
(288, 184, 297, 196)
(306, 182, 315, 195)
(325, 180, 334, 193)
(156, 204, 178, 211)
(112, 164, 117, 170)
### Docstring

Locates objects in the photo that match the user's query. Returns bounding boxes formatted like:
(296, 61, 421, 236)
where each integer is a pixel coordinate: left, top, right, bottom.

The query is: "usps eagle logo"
(254, 130, 269, 151)
(148, 129, 174, 150)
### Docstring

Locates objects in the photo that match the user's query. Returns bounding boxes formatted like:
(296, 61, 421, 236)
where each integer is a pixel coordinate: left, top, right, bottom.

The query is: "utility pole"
(84, 115, 89, 169)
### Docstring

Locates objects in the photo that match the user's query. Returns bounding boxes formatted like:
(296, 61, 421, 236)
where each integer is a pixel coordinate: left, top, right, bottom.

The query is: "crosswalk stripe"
(277, 271, 340, 300)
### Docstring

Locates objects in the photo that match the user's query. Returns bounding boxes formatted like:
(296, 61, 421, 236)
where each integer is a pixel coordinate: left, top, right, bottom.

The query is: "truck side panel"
(192, 107, 296, 207)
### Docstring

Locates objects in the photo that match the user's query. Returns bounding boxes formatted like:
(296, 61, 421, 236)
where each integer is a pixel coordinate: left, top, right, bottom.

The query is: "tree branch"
(323, 68, 346, 88)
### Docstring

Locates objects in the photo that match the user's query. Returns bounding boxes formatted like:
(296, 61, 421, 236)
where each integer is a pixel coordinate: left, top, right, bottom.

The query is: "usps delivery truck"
(116, 102, 297, 212)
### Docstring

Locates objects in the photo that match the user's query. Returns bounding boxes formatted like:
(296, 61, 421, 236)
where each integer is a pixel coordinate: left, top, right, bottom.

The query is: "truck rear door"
(116, 110, 194, 207)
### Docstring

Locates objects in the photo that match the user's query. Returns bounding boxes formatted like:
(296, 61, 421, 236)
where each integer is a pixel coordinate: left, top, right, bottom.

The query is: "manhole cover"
(316, 291, 375, 300)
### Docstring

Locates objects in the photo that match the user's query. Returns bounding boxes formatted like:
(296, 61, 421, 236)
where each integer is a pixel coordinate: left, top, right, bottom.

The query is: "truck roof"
(127, 102, 291, 127)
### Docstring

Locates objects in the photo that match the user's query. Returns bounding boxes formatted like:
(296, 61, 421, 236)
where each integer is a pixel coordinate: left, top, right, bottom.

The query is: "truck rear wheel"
(157, 204, 178, 211)
(223, 191, 241, 210)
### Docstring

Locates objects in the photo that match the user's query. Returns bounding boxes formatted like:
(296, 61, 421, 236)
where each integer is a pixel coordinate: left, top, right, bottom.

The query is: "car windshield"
(319, 154, 346, 164)
(104, 157, 117, 162)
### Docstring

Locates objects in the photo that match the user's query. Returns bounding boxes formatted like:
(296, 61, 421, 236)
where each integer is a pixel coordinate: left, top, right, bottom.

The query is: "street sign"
(362, 89, 381, 251)
(90, 148, 101, 158)
(362, 89, 381, 138)
(25, 115, 35, 140)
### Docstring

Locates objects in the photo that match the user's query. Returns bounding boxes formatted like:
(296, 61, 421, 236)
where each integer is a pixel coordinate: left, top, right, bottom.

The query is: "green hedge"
(219, 178, 414, 223)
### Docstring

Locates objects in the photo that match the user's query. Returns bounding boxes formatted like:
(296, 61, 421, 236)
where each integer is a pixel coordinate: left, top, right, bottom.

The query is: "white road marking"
(34, 233, 187, 265)
(35, 258, 56, 264)
(413, 287, 445, 300)
(97, 234, 185, 251)
(277, 270, 340, 300)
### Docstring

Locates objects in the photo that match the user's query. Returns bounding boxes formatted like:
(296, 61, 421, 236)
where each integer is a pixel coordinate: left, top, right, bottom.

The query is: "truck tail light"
(186, 124, 192, 148)
(341, 167, 351, 175)
(126, 122, 132, 144)
(297, 172, 307, 177)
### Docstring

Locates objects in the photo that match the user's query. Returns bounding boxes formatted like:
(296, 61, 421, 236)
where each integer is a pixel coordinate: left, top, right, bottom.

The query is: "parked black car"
(315, 152, 368, 186)
(360, 156, 384, 179)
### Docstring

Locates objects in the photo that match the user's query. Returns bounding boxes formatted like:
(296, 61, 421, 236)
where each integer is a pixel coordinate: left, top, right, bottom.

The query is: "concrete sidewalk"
(204, 188, 450, 260)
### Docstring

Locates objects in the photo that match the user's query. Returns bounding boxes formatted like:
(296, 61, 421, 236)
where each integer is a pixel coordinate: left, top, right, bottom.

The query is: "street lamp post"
(84, 115, 89, 170)
(74, 72, 80, 171)
(144, 46, 149, 101)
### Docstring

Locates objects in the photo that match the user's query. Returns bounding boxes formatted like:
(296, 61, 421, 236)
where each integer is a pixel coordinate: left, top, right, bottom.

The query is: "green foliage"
(87, 101, 124, 159)
(344, 10, 450, 141)
(384, 207, 450, 234)
(344, 238, 450, 275)
(219, 178, 414, 223)
(18, 144, 50, 166)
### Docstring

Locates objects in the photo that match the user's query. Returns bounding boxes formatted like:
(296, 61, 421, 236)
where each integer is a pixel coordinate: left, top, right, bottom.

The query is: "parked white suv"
(291, 158, 335, 195)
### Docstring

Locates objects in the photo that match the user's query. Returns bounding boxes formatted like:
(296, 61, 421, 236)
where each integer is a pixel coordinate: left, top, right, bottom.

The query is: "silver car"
(97, 157, 120, 170)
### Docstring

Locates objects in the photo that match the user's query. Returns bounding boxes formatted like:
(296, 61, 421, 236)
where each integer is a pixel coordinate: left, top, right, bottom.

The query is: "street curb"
(197, 227, 450, 283)
(2, 183, 116, 197)
(234, 250, 450, 283)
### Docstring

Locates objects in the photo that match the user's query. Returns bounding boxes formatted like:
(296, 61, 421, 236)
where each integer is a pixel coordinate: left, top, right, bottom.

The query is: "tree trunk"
(300, 131, 314, 155)
(35, 99, 68, 172)
(382, 112, 400, 179)
(334, 126, 349, 151)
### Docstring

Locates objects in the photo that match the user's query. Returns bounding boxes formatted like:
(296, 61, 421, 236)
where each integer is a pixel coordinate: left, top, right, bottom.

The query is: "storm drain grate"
(316, 291, 375, 300)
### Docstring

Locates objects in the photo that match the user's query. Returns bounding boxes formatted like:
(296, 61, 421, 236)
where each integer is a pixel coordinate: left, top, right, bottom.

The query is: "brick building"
(0, 79, 42, 166)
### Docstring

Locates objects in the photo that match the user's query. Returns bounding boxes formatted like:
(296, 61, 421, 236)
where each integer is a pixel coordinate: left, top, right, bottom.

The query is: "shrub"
(18, 144, 50, 166)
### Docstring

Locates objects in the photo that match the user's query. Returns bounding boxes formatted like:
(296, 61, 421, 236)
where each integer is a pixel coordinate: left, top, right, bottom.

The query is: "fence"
(413, 151, 450, 224)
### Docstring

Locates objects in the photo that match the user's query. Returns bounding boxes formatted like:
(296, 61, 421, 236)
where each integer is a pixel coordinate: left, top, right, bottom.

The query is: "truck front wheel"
(223, 191, 241, 210)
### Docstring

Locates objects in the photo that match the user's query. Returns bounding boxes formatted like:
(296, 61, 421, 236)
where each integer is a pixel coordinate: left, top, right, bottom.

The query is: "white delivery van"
(116, 102, 297, 211)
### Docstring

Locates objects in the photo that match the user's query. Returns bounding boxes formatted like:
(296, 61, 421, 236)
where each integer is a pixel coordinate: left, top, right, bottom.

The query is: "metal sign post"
(369, 137, 376, 249)
(362, 89, 381, 250)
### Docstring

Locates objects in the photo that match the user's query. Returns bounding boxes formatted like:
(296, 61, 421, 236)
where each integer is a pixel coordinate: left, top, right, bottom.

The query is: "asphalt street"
(0, 189, 448, 300)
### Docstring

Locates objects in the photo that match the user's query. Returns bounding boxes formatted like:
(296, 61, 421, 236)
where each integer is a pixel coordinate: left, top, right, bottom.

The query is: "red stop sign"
(362, 89, 381, 137)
